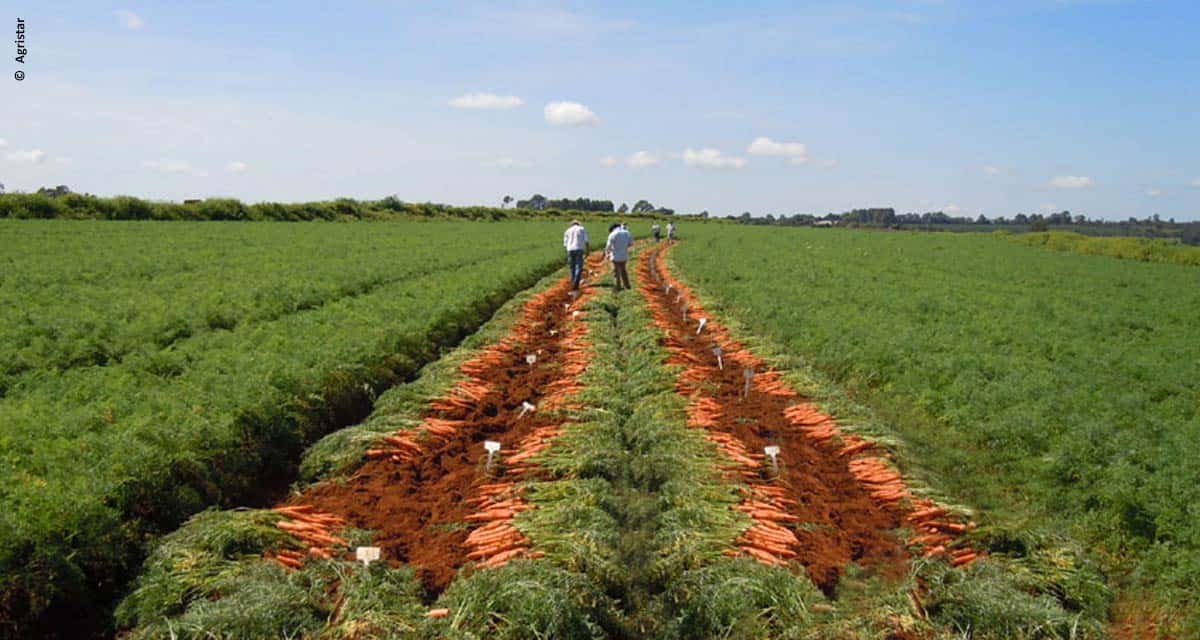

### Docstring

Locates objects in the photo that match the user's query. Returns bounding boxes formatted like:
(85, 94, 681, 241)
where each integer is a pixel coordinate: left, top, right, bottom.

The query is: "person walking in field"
(666, 221, 677, 243)
(563, 219, 590, 290)
(651, 222, 661, 242)
(606, 222, 634, 292)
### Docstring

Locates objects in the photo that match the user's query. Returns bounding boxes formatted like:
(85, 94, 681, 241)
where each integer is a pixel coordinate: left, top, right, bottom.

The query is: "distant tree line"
(726, 207, 1200, 245)
(510, 194, 676, 216)
(0, 188, 677, 223)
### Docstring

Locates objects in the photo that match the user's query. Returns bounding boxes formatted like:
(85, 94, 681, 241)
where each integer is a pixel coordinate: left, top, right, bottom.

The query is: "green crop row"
(1006, 230, 1200, 266)
(0, 220, 565, 394)
(0, 220, 608, 638)
(671, 225, 1200, 631)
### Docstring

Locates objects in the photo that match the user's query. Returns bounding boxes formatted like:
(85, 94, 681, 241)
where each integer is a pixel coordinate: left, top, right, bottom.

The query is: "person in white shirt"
(651, 222, 661, 242)
(605, 222, 634, 292)
(666, 221, 677, 243)
(563, 220, 590, 289)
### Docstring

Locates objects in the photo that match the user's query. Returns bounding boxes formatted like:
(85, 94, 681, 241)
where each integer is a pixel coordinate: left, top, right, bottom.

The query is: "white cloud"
(448, 93, 524, 110)
(1144, 188, 1162, 197)
(983, 166, 1001, 176)
(226, 161, 248, 173)
(1049, 175, 1093, 189)
(143, 159, 207, 176)
(943, 203, 962, 214)
(626, 151, 659, 168)
(482, 157, 533, 170)
(544, 101, 599, 127)
(54, 157, 72, 165)
(115, 10, 144, 30)
(599, 156, 618, 168)
(0, 138, 8, 148)
(819, 159, 839, 168)
(1191, 177, 1200, 188)
(682, 147, 746, 170)
(746, 136, 808, 164)
(7, 149, 46, 163)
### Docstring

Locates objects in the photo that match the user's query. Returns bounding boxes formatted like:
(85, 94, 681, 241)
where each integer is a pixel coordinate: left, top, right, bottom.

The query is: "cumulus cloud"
(226, 161, 248, 173)
(1144, 188, 1162, 197)
(746, 137, 808, 164)
(7, 149, 46, 163)
(682, 147, 746, 170)
(626, 151, 659, 168)
(983, 166, 1001, 176)
(448, 93, 524, 110)
(943, 203, 962, 214)
(1049, 175, 1093, 189)
(115, 10, 144, 30)
(544, 101, 599, 127)
(482, 157, 533, 169)
(599, 156, 618, 168)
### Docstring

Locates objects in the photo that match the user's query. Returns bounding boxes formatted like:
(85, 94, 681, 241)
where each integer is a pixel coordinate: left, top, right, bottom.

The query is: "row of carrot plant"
(0, 220, 606, 638)
(119, 245, 1110, 638)
(671, 224, 1199, 633)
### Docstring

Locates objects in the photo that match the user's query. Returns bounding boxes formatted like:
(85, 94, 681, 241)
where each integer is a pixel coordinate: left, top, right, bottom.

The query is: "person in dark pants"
(651, 222, 661, 242)
(563, 219, 590, 289)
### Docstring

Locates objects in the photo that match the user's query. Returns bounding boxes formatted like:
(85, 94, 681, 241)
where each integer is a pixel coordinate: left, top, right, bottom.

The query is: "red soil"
(272, 256, 601, 594)
(638, 247, 979, 596)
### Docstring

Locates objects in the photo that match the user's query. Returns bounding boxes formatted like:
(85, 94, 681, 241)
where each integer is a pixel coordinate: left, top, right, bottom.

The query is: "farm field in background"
(672, 225, 1200, 627)
(0, 219, 604, 637)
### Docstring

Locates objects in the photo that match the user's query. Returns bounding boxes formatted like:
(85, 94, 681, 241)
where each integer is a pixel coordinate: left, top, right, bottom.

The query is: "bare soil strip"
(637, 246, 979, 596)
(270, 256, 602, 594)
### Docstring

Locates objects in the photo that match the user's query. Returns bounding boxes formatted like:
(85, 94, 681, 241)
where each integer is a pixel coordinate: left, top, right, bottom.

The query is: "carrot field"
(672, 224, 1200, 633)
(2, 219, 1193, 639)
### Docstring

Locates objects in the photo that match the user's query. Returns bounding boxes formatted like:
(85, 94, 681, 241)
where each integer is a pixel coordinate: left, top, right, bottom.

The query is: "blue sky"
(2, 1, 1198, 220)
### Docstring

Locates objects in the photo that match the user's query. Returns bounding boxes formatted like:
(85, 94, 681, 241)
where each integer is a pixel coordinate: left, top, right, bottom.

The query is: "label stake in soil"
(517, 401, 536, 419)
(484, 440, 501, 472)
(526, 353, 537, 367)
(712, 346, 723, 370)
(697, 317, 707, 334)
(681, 301, 688, 321)
(764, 445, 781, 476)
(743, 368, 755, 398)
(355, 546, 381, 567)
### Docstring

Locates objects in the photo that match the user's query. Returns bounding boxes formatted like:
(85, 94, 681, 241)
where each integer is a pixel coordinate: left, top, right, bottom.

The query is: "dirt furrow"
(270, 256, 603, 594)
(637, 246, 979, 596)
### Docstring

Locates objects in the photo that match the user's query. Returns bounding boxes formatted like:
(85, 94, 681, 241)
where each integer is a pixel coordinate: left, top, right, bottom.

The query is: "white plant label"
(764, 445, 781, 475)
(526, 353, 537, 366)
(517, 401, 536, 419)
(484, 440, 501, 471)
(712, 346, 723, 370)
(743, 368, 755, 398)
(356, 546, 381, 566)
(697, 318, 708, 334)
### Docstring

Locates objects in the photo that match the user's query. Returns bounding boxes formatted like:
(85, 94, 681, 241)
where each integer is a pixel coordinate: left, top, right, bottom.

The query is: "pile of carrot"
(687, 396, 723, 428)
(267, 505, 349, 569)
(365, 432, 423, 463)
(462, 482, 541, 570)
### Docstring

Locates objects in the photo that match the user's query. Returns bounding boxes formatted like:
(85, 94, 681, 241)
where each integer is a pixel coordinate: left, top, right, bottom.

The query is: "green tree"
(632, 200, 655, 213)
